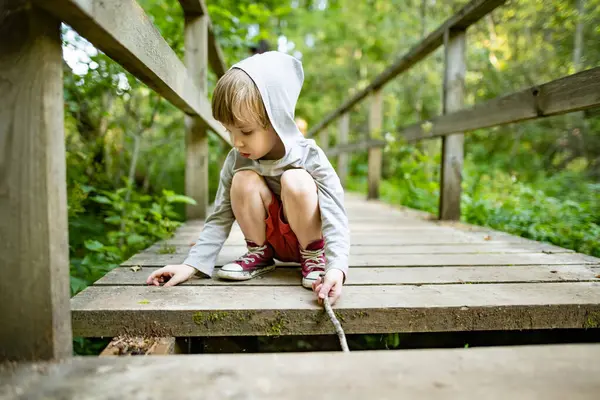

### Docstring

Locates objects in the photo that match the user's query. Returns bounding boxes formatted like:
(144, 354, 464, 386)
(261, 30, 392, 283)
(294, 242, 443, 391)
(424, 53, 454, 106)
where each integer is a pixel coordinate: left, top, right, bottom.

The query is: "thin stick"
(323, 296, 350, 353)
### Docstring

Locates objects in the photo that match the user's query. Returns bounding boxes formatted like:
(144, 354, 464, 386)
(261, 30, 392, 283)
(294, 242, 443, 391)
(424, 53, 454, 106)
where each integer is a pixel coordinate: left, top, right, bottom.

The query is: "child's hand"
(146, 264, 197, 287)
(312, 269, 345, 305)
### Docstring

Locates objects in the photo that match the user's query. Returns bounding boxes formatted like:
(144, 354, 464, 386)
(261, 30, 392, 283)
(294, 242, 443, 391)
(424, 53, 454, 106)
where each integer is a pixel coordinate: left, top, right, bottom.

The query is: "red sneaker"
(217, 240, 276, 280)
(300, 238, 326, 289)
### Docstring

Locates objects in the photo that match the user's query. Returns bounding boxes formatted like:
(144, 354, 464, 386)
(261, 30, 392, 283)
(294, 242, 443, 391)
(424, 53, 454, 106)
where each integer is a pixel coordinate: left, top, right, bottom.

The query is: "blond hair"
(212, 68, 270, 128)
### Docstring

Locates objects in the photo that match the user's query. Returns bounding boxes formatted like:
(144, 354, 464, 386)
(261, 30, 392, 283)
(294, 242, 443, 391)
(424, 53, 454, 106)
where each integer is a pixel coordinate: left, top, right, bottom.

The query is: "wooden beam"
(307, 0, 507, 138)
(177, 0, 228, 78)
(337, 113, 350, 187)
(439, 29, 466, 221)
(4, 345, 600, 398)
(185, 13, 209, 220)
(0, 2, 73, 361)
(32, 0, 230, 144)
(400, 67, 600, 141)
(368, 90, 383, 200)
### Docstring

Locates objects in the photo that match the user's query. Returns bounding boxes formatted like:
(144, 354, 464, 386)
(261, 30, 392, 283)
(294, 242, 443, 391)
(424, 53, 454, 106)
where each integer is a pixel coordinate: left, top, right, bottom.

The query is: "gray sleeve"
(182, 150, 236, 277)
(306, 147, 350, 279)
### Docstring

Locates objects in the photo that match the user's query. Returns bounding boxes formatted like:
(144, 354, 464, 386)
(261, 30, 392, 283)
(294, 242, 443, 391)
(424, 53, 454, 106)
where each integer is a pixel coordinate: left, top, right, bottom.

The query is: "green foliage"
(347, 141, 600, 257)
(68, 184, 195, 296)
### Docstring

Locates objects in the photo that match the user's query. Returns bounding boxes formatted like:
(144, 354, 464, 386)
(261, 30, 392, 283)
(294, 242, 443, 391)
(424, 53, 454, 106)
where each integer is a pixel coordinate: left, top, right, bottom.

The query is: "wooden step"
(2, 344, 599, 399)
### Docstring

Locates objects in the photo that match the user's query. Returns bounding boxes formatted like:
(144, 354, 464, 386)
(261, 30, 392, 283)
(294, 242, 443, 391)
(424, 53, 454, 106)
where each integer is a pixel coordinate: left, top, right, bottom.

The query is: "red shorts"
(265, 192, 301, 263)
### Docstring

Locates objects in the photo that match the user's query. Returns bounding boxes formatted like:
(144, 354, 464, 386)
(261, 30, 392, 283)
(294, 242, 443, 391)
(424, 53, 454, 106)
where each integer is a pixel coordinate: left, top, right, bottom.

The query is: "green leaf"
(91, 195, 111, 205)
(104, 215, 121, 225)
(126, 234, 146, 246)
(165, 193, 197, 205)
(84, 240, 104, 252)
(70, 276, 89, 295)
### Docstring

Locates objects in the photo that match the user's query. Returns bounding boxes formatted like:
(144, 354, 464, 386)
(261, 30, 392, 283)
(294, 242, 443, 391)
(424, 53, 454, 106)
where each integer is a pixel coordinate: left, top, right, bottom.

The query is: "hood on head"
(231, 51, 305, 157)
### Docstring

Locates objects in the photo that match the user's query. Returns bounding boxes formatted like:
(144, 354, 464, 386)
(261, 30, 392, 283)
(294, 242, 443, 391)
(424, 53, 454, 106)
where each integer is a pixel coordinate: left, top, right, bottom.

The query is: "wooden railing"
(0, 0, 229, 361)
(309, 0, 600, 221)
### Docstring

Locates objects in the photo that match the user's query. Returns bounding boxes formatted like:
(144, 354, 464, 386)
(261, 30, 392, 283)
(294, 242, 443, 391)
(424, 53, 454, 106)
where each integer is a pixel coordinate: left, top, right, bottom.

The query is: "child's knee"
(281, 169, 316, 199)
(231, 170, 263, 195)
(231, 170, 271, 205)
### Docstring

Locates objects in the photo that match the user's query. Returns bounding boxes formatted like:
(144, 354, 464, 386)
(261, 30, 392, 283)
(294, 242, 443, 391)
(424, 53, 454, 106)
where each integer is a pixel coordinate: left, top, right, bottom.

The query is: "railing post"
(0, 2, 73, 361)
(184, 12, 209, 219)
(337, 113, 350, 188)
(439, 28, 466, 220)
(319, 128, 329, 153)
(368, 90, 383, 200)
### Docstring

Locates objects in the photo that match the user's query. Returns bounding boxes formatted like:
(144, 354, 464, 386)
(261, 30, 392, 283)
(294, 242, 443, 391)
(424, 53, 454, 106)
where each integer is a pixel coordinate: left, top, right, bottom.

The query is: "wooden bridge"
(1, 0, 600, 398)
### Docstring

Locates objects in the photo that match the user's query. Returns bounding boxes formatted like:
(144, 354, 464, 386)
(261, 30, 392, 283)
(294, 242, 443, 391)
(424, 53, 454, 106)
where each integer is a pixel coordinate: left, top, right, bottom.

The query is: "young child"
(146, 51, 349, 305)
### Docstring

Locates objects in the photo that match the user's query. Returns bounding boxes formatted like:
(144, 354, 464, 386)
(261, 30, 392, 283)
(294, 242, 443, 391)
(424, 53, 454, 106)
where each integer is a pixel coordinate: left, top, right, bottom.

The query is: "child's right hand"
(146, 264, 197, 287)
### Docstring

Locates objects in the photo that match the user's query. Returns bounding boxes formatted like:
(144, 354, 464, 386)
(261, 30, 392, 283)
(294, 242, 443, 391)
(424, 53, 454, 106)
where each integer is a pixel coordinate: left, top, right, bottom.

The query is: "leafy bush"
(68, 183, 196, 296)
(347, 142, 600, 257)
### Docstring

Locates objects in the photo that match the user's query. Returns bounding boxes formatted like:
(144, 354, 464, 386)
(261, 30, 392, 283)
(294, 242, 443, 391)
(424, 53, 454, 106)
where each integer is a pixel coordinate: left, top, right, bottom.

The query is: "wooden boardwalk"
(71, 193, 600, 338)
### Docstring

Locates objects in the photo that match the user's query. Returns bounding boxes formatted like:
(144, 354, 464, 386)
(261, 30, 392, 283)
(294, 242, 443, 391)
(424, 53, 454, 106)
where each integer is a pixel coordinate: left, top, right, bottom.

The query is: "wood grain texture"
(3, 345, 600, 399)
(401, 67, 600, 141)
(307, 0, 507, 137)
(184, 13, 209, 219)
(439, 29, 466, 220)
(32, 0, 230, 143)
(0, 3, 72, 361)
(70, 282, 600, 336)
(96, 265, 599, 286)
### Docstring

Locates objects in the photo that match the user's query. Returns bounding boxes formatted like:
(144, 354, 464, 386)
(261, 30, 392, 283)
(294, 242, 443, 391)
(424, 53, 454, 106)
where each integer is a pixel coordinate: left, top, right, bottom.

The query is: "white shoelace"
(300, 248, 325, 270)
(239, 245, 266, 264)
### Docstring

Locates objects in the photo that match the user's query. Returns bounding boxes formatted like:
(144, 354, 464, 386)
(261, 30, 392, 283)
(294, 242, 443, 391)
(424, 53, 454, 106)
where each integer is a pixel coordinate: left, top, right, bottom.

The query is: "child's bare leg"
(280, 169, 321, 248)
(230, 170, 272, 244)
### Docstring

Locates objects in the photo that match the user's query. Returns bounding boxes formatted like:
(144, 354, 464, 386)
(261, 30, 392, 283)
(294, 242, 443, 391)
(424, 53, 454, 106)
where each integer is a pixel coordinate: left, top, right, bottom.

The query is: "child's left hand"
(312, 269, 345, 305)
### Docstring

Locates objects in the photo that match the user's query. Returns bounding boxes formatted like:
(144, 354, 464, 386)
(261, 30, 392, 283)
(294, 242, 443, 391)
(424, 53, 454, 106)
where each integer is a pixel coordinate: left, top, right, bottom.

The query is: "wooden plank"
(163, 231, 560, 246)
(2, 345, 600, 399)
(121, 251, 597, 268)
(177, 0, 227, 78)
(184, 13, 209, 219)
(96, 265, 600, 286)
(70, 282, 600, 336)
(0, 3, 73, 361)
(143, 242, 574, 255)
(306, 0, 507, 138)
(32, 0, 230, 143)
(401, 67, 600, 141)
(367, 90, 383, 200)
(337, 113, 350, 187)
(439, 29, 466, 220)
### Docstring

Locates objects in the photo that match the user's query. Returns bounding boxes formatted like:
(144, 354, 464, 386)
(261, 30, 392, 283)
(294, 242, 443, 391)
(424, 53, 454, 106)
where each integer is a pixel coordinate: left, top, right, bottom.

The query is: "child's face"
(224, 120, 285, 161)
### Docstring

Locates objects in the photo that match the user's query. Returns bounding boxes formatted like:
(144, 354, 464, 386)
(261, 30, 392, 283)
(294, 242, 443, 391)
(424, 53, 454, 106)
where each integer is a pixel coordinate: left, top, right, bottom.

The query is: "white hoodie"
(183, 51, 349, 278)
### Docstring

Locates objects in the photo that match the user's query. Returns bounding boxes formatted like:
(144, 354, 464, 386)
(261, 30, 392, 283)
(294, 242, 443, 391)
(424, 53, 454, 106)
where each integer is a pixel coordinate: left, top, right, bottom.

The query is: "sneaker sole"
(217, 264, 276, 281)
(301, 277, 317, 289)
